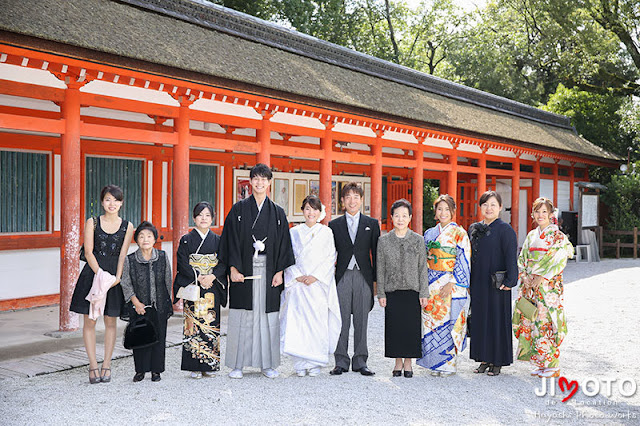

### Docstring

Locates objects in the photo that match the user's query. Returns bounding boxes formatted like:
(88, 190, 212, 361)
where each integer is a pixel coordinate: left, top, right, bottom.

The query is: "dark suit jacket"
(329, 213, 380, 309)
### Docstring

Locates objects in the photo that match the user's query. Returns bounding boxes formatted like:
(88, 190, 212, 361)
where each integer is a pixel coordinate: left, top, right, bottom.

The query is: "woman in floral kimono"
(417, 194, 471, 377)
(514, 197, 573, 378)
(280, 195, 341, 377)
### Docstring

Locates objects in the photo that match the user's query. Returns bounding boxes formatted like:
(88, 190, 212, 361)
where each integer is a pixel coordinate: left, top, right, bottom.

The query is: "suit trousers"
(334, 269, 371, 371)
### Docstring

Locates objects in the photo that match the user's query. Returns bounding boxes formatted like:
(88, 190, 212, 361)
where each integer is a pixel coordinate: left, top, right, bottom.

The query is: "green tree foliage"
(543, 84, 632, 157)
(600, 164, 640, 230)
(422, 180, 440, 232)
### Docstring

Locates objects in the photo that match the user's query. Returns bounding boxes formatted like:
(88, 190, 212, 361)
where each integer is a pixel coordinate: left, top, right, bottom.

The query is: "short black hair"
(301, 195, 322, 211)
(391, 198, 412, 216)
(479, 190, 502, 207)
(134, 220, 158, 242)
(341, 182, 364, 198)
(193, 201, 214, 220)
(100, 184, 123, 202)
(250, 163, 273, 180)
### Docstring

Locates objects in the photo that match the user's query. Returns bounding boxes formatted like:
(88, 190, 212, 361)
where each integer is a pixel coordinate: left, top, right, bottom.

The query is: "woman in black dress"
(468, 191, 518, 376)
(120, 221, 173, 382)
(69, 184, 134, 383)
(174, 202, 227, 379)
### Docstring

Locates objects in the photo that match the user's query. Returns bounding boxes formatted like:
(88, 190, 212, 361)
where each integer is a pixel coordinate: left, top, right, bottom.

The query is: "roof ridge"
(117, 0, 575, 131)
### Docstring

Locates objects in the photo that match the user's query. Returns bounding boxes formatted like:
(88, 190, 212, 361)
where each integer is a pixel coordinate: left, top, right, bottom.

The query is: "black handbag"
(491, 270, 506, 290)
(123, 305, 159, 350)
(79, 217, 97, 262)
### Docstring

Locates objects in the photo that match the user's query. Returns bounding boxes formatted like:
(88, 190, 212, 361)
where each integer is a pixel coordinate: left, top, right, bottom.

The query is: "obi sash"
(427, 242, 456, 272)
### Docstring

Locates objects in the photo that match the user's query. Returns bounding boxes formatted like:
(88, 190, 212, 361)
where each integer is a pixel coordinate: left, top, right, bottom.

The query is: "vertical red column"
(552, 160, 559, 205)
(569, 163, 575, 210)
(477, 148, 487, 221)
(59, 82, 82, 331)
(256, 111, 273, 166)
(172, 101, 191, 282)
(370, 131, 383, 223)
(320, 122, 334, 224)
(447, 146, 458, 219)
(412, 141, 424, 232)
(152, 150, 163, 243)
(512, 154, 521, 240)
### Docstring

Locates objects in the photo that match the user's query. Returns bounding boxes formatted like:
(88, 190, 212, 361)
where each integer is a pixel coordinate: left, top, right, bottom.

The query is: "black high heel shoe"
(392, 370, 402, 377)
(403, 370, 413, 378)
(474, 362, 490, 374)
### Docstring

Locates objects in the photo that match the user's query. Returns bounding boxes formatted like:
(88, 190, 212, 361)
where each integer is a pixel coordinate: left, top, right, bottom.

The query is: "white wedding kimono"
(280, 223, 342, 371)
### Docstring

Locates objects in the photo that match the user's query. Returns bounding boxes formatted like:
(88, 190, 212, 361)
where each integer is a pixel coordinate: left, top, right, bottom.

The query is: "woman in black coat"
(120, 221, 173, 382)
(468, 191, 518, 376)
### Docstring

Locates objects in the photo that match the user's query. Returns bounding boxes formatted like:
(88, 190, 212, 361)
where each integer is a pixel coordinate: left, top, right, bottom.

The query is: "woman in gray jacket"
(377, 199, 429, 378)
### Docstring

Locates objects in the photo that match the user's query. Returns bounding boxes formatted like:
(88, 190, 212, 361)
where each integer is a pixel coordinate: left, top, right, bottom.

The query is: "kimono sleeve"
(219, 203, 244, 274)
(500, 223, 519, 288)
(173, 235, 195, 299)
(274, 209, 295, 273)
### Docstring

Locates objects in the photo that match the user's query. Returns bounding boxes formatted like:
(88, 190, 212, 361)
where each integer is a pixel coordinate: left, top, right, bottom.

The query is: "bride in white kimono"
(281, 195, 341, 377)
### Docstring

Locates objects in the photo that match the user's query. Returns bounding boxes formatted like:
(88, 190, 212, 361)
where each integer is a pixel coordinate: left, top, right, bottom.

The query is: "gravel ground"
(0, 259, 639, 425)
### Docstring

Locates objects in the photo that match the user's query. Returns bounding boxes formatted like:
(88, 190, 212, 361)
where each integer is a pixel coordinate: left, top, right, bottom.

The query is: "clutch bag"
(176, 284, 201, 302)
(515, 297, 538, 321)
(491, 270, 506, 290)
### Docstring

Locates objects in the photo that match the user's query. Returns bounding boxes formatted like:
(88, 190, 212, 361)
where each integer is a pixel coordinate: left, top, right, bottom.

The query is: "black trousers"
(132, 314, 168, 373)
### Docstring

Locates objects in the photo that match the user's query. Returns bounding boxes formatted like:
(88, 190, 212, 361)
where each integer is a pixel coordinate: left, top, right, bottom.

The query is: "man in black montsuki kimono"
(219, 163, 295, 379)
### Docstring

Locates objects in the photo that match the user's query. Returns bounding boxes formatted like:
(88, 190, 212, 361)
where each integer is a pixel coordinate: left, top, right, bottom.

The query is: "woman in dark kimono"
(120, 221, 173, 382)
(468, 191, 518, 376)
(174, 201, 227, 379)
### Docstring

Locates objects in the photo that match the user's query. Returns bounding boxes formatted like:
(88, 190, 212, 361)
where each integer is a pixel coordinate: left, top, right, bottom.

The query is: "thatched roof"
(0, 0, 621, 162)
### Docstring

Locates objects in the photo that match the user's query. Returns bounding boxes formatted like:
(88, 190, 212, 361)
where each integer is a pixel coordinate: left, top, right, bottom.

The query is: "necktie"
(348, 216, 357, 243)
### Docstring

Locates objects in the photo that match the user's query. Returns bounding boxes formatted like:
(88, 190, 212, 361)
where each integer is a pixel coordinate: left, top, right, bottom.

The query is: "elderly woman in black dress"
(120, 221, 173, 382)
(377, 199, 429, 378)
(69, 184, 134, 383)
(468, 191, 518, 376)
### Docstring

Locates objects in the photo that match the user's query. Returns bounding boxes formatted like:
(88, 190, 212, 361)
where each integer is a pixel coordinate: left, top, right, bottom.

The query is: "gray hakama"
(225, 255, 280, 369)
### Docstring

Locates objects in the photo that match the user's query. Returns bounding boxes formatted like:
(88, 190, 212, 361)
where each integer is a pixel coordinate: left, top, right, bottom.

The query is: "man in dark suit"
(328, 182, 380, 376)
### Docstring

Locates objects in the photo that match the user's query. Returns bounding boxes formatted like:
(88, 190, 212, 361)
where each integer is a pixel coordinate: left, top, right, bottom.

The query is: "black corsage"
(469, 223, 490, 262)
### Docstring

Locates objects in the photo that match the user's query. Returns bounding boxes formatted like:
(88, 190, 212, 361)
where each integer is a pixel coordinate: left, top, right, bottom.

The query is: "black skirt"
(384, 290, 422, 358)
(69, 256, 125, 318)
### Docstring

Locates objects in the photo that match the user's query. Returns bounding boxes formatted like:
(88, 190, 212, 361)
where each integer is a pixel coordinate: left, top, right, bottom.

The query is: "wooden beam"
(0, 112, 64, 134)
(80, 122, 177, 144)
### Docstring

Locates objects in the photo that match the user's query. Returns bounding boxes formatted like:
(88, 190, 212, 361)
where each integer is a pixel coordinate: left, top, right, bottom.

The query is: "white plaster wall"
(540, 179, 554, 203)
(496, 179, 512, 224)
(557, 180, 571, 214)
(0, 248, 60, 299)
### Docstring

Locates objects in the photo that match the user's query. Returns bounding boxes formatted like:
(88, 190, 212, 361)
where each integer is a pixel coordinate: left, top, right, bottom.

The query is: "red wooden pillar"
(477, 148, 487, 221)
(533, 156, 541, 200)
(152, 151, 163, 242)
(552, 161, 559, 205)
(370, 131, 383, 223)
(320, 122, 334, 224)
(256, 111, 273, 166)
(512, 154, 521, 239)
(224, 162, 234, 223)
(59, 82, 83, 331)
(172, 101, 191, 282)
(569, 163, 575, 210)
(412, 141, 424, 232)
(447, 145, 458, 209)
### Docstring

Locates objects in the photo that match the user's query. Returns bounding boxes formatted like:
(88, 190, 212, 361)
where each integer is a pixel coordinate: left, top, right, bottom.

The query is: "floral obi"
(426, 241, 456, 272)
